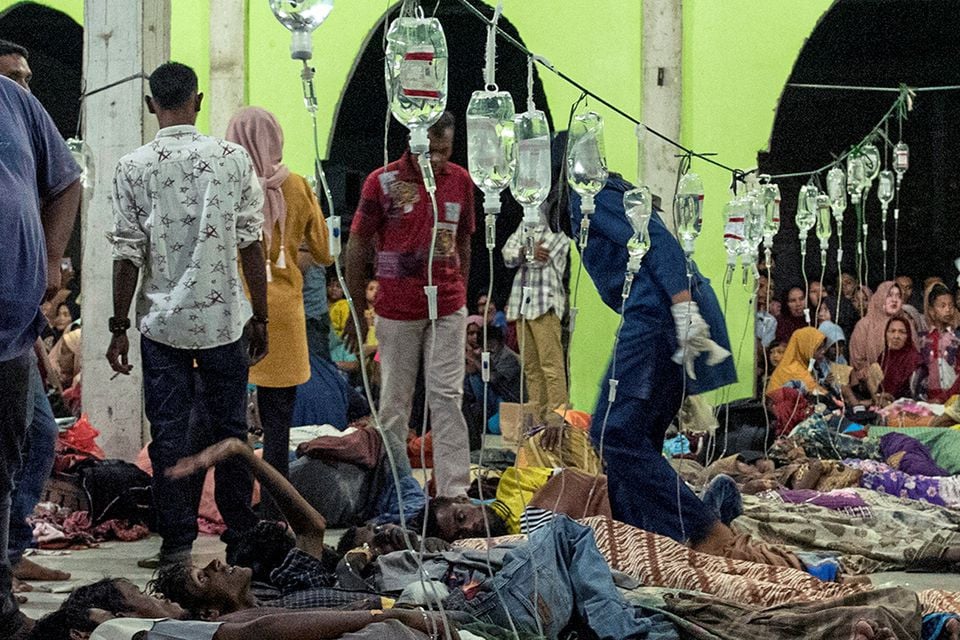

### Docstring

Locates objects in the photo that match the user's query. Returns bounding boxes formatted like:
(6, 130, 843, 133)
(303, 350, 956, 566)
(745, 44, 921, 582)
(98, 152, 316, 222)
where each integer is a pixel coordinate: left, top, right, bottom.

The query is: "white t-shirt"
(91, 618, 222, 640)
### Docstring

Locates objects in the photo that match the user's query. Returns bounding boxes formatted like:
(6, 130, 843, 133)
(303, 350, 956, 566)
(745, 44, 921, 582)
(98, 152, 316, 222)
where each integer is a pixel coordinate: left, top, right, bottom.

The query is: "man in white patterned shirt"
(502, 208, 570, 428)
(106, 62, 268, 567)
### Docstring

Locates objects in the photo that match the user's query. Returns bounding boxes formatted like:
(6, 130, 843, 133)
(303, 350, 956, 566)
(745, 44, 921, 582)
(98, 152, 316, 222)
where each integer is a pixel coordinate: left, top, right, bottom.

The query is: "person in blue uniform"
(569, 171, 737, 550)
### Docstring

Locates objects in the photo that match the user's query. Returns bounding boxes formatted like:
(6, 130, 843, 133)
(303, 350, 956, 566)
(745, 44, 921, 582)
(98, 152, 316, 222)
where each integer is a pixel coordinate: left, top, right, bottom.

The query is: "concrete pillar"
(643, 0, 683, 232)
(81, 0, 171, 460)
(208, 0, 246, 136)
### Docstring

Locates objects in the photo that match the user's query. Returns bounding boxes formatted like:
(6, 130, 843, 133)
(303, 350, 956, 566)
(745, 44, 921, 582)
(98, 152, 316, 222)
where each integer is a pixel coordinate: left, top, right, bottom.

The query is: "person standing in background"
(226, 107, 332, 497)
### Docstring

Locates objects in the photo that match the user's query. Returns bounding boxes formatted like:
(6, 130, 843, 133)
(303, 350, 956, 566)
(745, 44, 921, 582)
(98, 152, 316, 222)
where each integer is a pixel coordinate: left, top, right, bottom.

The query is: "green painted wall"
(681, 0, 831, 403)
(5, 0, 835, 412)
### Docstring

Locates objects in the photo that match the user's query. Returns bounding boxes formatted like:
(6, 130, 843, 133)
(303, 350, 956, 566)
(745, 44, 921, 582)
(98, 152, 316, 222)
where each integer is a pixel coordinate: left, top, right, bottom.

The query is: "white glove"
(671, 301, 732, 379)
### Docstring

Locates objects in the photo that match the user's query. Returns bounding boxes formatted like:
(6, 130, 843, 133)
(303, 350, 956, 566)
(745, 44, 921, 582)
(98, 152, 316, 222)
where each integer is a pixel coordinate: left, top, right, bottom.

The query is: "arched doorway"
(328, 0, 553, 310)
(0, 1, 83, 268)
(760, 0, 960, 300)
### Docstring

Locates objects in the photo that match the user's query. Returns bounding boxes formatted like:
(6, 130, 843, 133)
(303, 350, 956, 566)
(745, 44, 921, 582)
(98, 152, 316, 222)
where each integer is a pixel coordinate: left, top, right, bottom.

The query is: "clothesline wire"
(450, 0, 738, 174)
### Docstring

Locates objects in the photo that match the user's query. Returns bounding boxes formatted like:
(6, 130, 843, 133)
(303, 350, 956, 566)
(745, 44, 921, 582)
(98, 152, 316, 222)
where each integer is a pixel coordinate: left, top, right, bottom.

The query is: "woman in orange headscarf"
(226, 107, 333, 484)
(765, 327, 828, 396)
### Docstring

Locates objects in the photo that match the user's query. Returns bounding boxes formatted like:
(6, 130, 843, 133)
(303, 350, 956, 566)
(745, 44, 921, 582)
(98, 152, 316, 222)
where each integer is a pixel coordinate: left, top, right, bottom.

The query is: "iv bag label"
(400, 46, 441, 99)
(724, 216, 745, 241)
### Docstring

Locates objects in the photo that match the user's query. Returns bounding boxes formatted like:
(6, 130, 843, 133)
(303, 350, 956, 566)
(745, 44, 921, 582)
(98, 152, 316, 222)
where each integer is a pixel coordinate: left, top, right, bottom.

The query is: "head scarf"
(774, 287, 809, 344)
(818, 321, 845, 350)
(878, 314, 922, 399)
(226, 107, 291, 269)
(466, 315, 485, 330)
(766, 327, 825, 395)
(848, 281, 917, 373)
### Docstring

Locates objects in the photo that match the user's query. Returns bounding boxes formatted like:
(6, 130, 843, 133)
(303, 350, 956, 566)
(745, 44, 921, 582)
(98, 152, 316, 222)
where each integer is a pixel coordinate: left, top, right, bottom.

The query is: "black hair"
(30, 578, 128, 640)
(928, 282, 952, 307)
(148, 61, 198, 110)
(148, 562, 208, 616)
(423, 497, 509, 541)
(428, 110, 455, 135)
(485, 324, 504, 344)
(233, 520, 295, 582)
(0, 39, 28, 59)
(336, 525, 361, 556)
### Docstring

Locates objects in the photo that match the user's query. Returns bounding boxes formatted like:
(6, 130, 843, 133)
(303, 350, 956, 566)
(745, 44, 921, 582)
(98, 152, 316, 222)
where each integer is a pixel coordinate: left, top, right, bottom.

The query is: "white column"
(208, 0, 246, 136)
(81, 0, 170, 460)
(643, 0, 683, 232)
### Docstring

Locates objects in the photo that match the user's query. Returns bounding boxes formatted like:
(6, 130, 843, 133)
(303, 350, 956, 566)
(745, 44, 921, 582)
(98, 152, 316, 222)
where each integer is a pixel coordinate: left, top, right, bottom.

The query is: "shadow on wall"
(328, 0, 554, 312)
(760, 0, 960, 295)
(0, 1, 83, 269)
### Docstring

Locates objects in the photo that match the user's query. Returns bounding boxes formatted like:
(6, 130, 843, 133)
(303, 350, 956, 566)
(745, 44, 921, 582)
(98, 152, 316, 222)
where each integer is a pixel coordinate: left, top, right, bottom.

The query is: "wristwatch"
(108, 316, 130, 336)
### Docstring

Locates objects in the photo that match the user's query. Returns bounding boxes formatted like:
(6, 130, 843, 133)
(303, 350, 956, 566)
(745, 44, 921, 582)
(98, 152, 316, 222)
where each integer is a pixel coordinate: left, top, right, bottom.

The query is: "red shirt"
(351, 151, 475, 321)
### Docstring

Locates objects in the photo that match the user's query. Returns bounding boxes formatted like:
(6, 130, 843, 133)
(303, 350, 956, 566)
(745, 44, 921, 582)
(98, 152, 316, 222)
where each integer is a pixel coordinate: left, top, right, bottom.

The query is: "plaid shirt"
(502, 225, 570, 322)
(256, 548, 381, 610)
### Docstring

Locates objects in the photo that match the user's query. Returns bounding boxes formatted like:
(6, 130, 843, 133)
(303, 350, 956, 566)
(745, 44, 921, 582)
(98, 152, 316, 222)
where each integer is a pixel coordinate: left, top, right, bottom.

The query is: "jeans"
(700, 474, 743, 526)
(0, 352, 31, 636)
(8, 351, 58, 564)
(456, 515, 677, 640)
(376, 307, 470, 497)
(141, 337, 256, 556)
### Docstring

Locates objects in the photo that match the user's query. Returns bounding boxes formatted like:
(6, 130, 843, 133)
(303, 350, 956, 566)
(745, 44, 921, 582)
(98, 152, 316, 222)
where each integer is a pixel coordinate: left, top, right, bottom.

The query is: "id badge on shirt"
(443, 202, 461, 224)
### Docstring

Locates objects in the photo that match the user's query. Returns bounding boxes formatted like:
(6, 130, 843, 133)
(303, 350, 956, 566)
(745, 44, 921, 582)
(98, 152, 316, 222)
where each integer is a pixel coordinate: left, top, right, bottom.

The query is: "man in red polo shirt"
(346, 112, 474, 497)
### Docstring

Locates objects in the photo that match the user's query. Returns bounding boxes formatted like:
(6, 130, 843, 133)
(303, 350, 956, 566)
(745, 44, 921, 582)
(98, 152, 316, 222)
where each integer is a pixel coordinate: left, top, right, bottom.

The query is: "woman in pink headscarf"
(226, 107, 332, 489)
(848, 281, 917, 388)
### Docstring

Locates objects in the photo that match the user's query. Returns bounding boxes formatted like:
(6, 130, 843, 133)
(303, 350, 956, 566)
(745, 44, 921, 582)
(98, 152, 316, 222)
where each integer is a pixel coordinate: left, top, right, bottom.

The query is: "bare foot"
(944, 617, 960, 640)
(852, 619, 875, 640)
(12, 576, 32, 593)
(13, 557, 71, 581)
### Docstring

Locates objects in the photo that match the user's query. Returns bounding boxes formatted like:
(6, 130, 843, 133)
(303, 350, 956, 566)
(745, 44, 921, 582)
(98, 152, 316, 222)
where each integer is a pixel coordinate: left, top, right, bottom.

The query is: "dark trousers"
(0, 352, 30, 635)
(256, 385, 297, 520)
(591, 361, 717, 545)
(141, 336, 256, 555)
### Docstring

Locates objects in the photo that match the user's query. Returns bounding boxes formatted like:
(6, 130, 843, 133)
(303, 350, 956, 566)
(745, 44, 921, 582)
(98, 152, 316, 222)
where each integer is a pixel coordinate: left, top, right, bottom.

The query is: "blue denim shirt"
(569, 176, 736, 398)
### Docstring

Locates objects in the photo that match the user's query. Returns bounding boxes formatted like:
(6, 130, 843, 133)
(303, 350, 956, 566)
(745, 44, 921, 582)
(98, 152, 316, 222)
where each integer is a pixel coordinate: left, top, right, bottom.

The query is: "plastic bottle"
(624, 187, 653, 286)
(846, 155, 866, 205)
(877, 169, 895, 218)
(511, 110, 551, 258)
(827, 166, 847, 221)
(796, 185, 816, 236)
(861, 143, 881, 181)
(384, 13, 448, 153)
(893, 141, 909, 186)
(675, 172, 704, 257)
(467, 89, 516, 249)
(567, 112, 608, 248)
(815, 193, 832, 251)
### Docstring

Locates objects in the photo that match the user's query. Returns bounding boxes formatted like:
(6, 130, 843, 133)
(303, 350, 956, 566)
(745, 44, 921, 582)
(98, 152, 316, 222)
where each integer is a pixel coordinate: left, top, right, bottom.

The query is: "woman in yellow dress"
(226, 107, 332, 484)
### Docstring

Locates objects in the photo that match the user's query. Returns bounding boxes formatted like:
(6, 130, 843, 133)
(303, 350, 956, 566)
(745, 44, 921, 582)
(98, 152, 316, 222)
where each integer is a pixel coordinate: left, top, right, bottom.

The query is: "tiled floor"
(17, 532, 960, 621)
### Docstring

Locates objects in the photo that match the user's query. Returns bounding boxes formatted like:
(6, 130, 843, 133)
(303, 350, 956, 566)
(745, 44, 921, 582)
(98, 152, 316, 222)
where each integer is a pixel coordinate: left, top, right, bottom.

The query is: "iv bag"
(466, 90, 516, 199)
(566, 112, 608, 199)
(878, 170, 895, 209)
(796, 185, 816, 233)
(66, 138, 95, 202)
(624, 187, 653, 265)
(759, 175, 781, 241)
(723, 199, 745, 264)
(861, 143, 881, 181)
(675, 172, 704, 255)
(510, 110, 552, 210)
(745, 193, 766, 248)
(815, 194, 832, 247)
(894, 141, 909, 184)
(846, 154, 866, 204)
(827, 166, 847, 222)
(384, 14, 448, 147)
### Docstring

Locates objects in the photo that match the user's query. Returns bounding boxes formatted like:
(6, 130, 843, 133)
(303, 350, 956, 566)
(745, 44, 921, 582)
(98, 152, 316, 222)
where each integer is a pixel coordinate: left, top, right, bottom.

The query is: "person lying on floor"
(28, 577, 450, 640)
(704, 449, 861, 494)
(152, 438, 414, 615)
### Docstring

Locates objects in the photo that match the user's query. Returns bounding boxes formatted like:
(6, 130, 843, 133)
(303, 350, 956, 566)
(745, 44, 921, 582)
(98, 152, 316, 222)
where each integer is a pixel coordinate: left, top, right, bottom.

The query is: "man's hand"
(245, 318, 269, 365)
(539, 424, 565, 452)
(534, 242, 550, 263)
(106, 334, 133, 375)
(167, 438, 249, 479)
(343, 317, 366, 355)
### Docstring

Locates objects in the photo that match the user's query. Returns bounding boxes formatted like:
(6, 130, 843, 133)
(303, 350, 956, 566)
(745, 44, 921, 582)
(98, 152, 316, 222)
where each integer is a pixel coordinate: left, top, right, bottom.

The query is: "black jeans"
(141, 337, 257, 555)
(0, 352, 30, 635)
